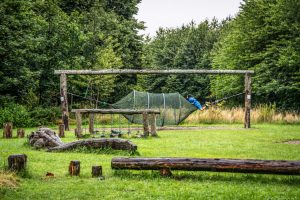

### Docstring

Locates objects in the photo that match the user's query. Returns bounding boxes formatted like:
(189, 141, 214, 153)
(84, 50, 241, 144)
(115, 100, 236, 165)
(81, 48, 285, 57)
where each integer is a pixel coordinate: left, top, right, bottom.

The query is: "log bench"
(111, 157, 300, 176)
(72, 109, 160, 137)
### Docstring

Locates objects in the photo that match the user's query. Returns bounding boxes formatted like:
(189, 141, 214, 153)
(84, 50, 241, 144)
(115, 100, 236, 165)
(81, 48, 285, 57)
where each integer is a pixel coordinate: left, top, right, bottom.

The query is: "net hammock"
(112, 90, 197, 126)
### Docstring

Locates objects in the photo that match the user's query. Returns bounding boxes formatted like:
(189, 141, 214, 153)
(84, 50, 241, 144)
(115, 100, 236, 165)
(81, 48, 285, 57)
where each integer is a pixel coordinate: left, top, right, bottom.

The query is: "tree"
(212, 0, 300, 111)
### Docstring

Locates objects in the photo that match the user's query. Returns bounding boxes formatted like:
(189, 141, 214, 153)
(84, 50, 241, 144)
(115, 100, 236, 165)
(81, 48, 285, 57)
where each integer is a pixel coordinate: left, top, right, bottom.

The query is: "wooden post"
(8, 154, 27, 171)
(91, 166, 102, 177)
(60, 73, 69, 131)
(89, 113, 95, 134)
(244, 73, 252, 128)
(142, 112, 149, 137)
(3, 123, 13, 138)
(149, 114, 157, 137)
(69, 160, 80, 176)
(17, 128, 25, 138)
(75, 111, 82, 137)
(59, 124, 65, 138)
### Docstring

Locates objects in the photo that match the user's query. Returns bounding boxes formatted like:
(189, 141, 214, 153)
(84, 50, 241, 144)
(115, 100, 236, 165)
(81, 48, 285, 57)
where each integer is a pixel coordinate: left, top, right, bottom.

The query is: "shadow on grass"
(113, 170, 300, 186)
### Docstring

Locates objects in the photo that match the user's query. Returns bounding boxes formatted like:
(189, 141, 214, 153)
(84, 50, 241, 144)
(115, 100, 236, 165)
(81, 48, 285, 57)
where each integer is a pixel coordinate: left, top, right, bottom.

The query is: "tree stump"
(3, 122, 13, 138)
(17, 128, 25, 138)
(69, 160, 80, 176)
(91, 166, 102, 178)
(160, 168, 172, 177)
(59, 124, 65, 138)
(8, 154, 27, 171)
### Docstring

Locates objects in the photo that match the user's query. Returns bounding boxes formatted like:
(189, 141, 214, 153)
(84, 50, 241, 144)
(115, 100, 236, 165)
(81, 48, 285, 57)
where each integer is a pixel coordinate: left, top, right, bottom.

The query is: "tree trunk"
(59, 124, 65, 138)
(8, 154, 27, 171)
(111, 158, 300, 175)
(69, 160, 80, 176)
(3, 123, 13, 138)
(92, 166, 102, 177)
(17, 128, 25, 138)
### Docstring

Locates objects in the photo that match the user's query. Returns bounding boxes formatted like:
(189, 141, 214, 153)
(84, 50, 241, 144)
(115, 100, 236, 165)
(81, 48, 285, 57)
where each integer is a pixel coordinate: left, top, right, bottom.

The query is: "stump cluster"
(29, 128, 64, 149)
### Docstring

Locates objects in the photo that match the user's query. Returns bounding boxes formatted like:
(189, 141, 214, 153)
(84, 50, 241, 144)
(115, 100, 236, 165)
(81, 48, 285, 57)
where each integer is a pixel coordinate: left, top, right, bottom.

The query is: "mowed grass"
(0, 124, 300, 200)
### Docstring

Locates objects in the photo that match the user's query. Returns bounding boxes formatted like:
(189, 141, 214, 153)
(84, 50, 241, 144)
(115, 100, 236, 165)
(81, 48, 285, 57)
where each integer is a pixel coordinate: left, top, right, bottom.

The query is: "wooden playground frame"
(54, 69, 254, 131)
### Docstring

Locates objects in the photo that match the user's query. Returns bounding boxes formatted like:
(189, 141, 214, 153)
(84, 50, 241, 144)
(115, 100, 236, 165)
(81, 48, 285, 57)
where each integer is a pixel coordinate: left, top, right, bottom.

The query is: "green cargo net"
(112, 90, 197, 126)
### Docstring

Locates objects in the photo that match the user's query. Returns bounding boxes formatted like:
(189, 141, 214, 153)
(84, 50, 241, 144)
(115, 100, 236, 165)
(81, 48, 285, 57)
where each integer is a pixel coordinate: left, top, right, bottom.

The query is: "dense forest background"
(0, 0, 299, 126)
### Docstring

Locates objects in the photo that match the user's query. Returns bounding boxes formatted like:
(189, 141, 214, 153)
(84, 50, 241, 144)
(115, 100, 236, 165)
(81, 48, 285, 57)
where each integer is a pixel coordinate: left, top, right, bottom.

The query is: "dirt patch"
(283, 140, 300, 144)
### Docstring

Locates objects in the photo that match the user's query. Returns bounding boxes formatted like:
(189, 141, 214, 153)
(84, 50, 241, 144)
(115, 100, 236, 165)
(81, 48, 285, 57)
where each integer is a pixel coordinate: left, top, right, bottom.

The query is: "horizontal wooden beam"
(54, 69, 254, 75)
(71, 109, 160, 114)
(111, 157, 300, 175)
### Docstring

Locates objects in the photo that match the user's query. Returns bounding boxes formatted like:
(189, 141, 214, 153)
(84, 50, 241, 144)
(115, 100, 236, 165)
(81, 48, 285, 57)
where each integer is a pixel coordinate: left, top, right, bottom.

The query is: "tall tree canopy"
(0, 0, 143, 108)
(212, 0, 300, 111)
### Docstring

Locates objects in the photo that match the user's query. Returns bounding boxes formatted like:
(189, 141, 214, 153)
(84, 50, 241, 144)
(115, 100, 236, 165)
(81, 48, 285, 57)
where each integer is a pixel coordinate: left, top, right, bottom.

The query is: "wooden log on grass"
(3, 122, 13, 138)
(48, 138, 137, 152)
(69, 160, 80, 176)
(111, 158, 300, 175)
(92, 166, 102, 177)
(17, 128, 25, 138)
(8, 154, 27, 171)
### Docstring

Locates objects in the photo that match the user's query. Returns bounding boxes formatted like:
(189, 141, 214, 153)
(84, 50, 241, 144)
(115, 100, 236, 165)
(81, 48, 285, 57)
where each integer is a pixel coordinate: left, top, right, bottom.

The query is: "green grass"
(1, 124, 300, 199)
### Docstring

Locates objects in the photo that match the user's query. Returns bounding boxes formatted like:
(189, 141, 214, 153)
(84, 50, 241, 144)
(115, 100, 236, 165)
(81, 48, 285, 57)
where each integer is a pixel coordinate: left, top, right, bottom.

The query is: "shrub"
(29, 106, 61, 127)
(0, 103, 31, 127)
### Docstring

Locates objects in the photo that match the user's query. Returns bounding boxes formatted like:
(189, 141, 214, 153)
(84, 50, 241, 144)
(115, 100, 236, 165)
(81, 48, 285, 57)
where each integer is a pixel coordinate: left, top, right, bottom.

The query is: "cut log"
(48, 138, 137, 152)
(92, 166, 102, 177)
(111, 158, 300, 175)
(69, 160, 80, 176)
(3, 122, 13, 138)
(59, 124, 65, 138)
(17, 128, 25, 138)
(8, 154, 27, 171)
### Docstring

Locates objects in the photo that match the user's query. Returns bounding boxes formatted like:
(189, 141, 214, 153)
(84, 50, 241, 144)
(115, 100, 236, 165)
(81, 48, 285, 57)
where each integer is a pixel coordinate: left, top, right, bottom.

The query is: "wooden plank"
(111, 157, 300, 175)
(54, 69, 254, 75)
(244, 73, 252, 128)
(71, 109, 160, 114)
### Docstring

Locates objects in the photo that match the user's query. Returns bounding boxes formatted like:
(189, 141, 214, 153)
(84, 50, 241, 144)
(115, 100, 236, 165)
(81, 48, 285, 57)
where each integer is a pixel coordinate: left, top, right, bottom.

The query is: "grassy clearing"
(0, 124, 300, 199)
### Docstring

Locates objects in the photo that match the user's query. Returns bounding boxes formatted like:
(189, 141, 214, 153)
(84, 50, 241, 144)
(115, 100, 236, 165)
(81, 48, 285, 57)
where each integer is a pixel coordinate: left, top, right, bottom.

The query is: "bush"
(0, 103, 31, 127)
(0, 103, 60, 128)
(29, 106, 61, 127)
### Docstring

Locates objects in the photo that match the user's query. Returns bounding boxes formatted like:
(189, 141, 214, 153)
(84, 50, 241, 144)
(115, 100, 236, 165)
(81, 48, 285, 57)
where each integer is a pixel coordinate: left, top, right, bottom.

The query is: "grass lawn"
(1, 124, 300, 199)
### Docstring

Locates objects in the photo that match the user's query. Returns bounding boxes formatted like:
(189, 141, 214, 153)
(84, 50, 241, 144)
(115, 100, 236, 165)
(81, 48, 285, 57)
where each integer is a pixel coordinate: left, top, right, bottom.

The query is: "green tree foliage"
(141, 20, 222, 101)
(212, 0, 300, 111)
(0, 0, 143, 112)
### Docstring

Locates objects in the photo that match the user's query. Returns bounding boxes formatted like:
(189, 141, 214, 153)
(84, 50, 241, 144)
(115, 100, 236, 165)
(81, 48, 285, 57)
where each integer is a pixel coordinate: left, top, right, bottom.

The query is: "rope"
(212, 92, 245, 105)
(68, 92, 112, 106)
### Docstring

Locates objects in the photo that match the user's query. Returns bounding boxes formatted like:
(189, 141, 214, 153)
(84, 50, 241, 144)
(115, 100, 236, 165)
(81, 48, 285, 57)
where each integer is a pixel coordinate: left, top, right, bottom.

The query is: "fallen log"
(111, 158, 300, 175)
(48, 138, 137, 152)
